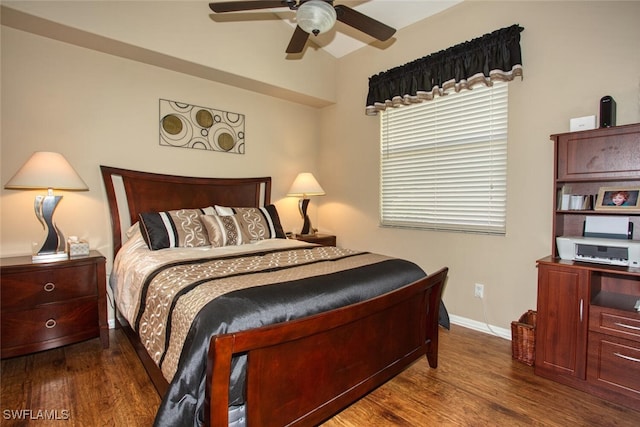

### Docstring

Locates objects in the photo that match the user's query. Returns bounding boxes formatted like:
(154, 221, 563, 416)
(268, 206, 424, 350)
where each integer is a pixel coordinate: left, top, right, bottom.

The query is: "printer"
(556, 216, 640, 267)
(556, 236, 640, 267)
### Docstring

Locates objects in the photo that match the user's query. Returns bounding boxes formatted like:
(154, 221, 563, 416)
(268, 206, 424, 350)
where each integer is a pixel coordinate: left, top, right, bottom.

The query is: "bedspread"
(140, 245, 396, 383)
(112, 235, 439, 426)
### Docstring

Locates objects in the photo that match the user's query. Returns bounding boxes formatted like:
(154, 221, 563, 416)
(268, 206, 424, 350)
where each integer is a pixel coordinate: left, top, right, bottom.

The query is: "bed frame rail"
(205, 267, 447, 426)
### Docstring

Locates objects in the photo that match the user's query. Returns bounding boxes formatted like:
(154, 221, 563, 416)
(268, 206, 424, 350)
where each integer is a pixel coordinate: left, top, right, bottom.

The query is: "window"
(380, 82, 508, 235)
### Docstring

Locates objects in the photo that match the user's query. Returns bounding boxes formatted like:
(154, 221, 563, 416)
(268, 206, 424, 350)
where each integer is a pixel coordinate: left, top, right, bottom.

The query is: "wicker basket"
(511, 310, 537, 366)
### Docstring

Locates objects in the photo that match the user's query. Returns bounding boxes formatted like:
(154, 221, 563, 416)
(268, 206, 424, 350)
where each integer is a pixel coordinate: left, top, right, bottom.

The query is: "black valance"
(366, 24, 524, 115)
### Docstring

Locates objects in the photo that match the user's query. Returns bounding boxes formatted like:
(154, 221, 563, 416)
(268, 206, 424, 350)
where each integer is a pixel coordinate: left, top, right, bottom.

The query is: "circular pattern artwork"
(196, 109, 214, 129)
(162, 115, 183, 135)
(159, 99, 245, 154)
(217, 132, 235, 151)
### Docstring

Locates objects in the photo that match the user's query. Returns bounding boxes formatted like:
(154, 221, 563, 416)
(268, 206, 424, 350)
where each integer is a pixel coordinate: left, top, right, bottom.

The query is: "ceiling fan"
(208, 1, 396, 54)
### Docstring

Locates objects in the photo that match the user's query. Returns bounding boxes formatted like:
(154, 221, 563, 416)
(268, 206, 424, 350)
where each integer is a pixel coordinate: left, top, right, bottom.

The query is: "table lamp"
(287, 172, 325, 236)
(4, 151, 89, 261)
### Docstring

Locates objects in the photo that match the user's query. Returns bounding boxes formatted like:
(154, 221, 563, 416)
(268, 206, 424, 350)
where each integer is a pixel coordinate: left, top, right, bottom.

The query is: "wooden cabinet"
(292, 233, 337, 247)
(536, 258, 640, 409)
(550, 123, 640, 257)
(537, 123, 640, 410)
(536, 262, 589, 381)
(0, 251, 108, 358)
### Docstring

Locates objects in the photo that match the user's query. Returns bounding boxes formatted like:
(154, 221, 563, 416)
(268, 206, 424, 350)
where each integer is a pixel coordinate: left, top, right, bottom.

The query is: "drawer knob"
(45, 319, 57, 329)
(43, 282, 56, 292)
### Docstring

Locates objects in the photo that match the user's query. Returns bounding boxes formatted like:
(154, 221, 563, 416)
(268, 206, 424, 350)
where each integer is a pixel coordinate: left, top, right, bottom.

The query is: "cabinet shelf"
(550, 123, 640, 256)
(591, 290, 640, 312)
(557, 177, 640, 184)
(556, 210, 639, 215)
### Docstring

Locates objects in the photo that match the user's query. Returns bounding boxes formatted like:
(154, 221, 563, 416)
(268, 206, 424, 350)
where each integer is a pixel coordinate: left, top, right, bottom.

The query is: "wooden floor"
(2, 325, 639, 426)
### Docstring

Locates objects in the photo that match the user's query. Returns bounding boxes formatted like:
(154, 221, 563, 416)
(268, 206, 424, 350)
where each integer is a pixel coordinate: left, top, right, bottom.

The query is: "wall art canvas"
(159, 99, 245, 154)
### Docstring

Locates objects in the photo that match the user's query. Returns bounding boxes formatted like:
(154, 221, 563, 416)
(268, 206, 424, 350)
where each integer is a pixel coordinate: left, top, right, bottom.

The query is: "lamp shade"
(287, 172, 325, 197)
(5, 151, 88, 191)
(296, 0, 337, 36)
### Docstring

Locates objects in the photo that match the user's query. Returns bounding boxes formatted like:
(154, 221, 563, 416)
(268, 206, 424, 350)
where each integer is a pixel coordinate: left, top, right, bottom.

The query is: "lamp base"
(32, 252, 68, 263)
(298, 198, 315, 235)
(33, 193, 67, 261)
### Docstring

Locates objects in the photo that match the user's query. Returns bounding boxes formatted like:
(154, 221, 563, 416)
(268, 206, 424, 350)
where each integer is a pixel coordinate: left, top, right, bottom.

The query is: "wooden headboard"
(100, 166, 272, 258)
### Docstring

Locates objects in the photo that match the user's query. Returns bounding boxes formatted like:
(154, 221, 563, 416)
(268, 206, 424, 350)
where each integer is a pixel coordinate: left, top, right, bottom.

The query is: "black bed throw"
(153, 259, 448, 426)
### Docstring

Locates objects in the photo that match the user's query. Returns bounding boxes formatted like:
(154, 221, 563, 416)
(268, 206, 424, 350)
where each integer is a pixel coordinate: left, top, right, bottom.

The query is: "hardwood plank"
(2, 325, 638, 426)
(323, 325, 640, 426)
(1, 328, 159, 426)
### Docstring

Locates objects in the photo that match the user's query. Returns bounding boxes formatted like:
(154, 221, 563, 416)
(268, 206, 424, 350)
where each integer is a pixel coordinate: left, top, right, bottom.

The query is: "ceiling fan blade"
(209, 1, 290, 13)
(286, 26, 310, 54)
(334, 4, 396, 41)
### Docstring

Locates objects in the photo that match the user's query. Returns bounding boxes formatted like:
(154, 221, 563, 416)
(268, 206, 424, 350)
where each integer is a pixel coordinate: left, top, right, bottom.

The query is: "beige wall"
(319, 1, 640, 332)
(0, 26, 323, 260)
(2, 1, 639, 333)
(1, 1, 337, 106)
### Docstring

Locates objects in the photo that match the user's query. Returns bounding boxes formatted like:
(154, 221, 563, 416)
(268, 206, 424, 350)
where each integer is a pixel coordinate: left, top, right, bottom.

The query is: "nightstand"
(0, 251, 108, 358)
(292, 233, 337, 247)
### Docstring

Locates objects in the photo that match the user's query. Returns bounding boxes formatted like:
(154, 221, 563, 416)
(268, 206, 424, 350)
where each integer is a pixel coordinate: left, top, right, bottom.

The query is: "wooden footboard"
(205, 267, 448, 427)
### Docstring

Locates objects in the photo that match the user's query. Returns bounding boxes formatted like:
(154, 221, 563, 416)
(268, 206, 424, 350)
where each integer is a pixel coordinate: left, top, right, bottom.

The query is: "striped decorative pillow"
(138, 207, 215, 250)
(214, 205, 286, 240)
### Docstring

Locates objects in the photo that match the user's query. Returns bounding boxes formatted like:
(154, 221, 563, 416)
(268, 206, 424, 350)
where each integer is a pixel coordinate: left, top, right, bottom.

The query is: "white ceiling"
(209, 0, 462, 57)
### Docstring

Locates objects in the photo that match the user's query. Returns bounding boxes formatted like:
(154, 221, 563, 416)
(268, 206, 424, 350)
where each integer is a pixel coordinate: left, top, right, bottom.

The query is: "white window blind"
(380, 82, 508, 235)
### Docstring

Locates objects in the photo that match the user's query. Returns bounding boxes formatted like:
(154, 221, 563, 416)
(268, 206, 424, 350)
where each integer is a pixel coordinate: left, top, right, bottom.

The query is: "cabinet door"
(536, 264, 589, 380)
(555, 124, 640, 181)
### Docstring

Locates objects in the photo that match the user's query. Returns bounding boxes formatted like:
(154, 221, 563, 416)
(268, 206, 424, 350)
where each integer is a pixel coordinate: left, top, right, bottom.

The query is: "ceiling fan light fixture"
(296, 0, 336, 36)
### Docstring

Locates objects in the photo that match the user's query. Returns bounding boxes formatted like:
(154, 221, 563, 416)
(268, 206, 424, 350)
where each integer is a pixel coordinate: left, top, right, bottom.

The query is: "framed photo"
(595, 186, 640, 212)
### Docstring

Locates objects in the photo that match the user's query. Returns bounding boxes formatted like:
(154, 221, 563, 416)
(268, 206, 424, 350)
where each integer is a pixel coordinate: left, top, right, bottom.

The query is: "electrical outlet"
(474, 283, 484, 298)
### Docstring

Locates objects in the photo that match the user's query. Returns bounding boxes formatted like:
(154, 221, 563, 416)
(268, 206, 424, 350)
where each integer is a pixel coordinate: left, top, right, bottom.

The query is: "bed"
(100, 165, 448, 427)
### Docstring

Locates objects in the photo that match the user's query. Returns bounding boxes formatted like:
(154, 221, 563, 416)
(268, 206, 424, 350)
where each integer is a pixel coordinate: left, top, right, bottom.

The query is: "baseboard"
(449, 314, 511, 340)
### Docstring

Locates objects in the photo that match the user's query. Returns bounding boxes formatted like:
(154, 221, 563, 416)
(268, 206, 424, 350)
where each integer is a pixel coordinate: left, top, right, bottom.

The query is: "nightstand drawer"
(1, 298, 99, 356)
(1, 264, 97, 310)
